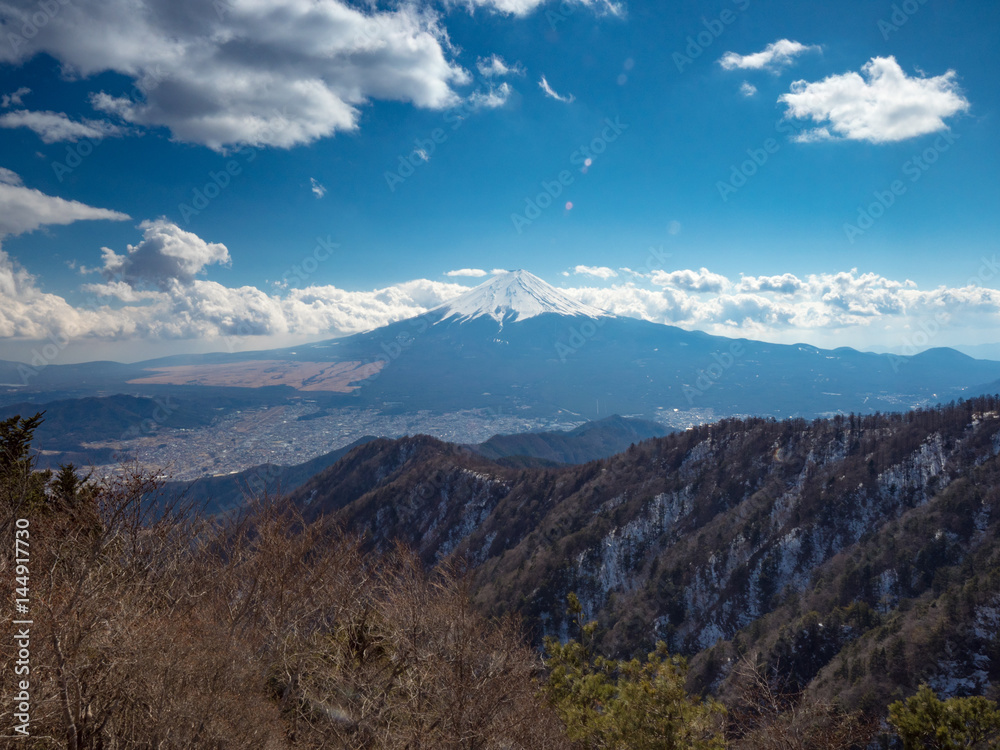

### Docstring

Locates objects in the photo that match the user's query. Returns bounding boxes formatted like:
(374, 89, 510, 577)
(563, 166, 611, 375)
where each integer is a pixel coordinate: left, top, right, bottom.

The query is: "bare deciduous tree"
(727, 654, 876, 750)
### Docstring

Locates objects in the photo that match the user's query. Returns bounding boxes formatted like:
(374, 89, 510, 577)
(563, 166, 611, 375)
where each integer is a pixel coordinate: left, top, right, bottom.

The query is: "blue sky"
(0, 0, 997, 362)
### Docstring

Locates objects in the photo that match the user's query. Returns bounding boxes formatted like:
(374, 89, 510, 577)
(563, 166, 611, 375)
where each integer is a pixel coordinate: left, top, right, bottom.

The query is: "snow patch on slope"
(432, 270, 608, 324)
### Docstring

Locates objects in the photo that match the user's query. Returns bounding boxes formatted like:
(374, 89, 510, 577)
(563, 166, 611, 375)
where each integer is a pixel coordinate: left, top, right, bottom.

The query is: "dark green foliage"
(542, 595, 726, 749)
(888, 685, 1000, 749)
(0, 412, 49, 521)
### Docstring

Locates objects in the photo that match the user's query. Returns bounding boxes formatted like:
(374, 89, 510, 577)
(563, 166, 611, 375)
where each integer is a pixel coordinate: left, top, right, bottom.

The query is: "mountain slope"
(471, 415, 669, 464)
(287, 396, 1000, 712)
(431, 269, 607, 324)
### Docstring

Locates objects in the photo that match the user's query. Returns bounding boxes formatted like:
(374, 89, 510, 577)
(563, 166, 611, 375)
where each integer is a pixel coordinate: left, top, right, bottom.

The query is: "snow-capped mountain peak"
(433, 270, 608, 324)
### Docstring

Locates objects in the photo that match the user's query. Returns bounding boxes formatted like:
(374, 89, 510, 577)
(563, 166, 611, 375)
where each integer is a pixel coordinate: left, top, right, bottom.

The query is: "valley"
(86, 403, 571, 481)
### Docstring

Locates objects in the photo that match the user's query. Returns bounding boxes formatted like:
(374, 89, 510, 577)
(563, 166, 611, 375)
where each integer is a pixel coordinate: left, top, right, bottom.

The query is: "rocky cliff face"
(291, 397, 1000, 708)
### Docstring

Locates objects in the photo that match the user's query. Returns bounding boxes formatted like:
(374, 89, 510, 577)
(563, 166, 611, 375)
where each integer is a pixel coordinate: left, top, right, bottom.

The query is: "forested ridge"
(3, 400, 1000, 748)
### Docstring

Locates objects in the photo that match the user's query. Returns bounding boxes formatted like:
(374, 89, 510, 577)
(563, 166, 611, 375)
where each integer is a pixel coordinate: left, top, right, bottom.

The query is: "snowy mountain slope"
(430, 270, 608, 325)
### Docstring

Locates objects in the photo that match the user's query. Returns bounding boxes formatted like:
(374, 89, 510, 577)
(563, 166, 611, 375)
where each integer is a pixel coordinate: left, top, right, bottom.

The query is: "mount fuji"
(284, 270, 1000, 420)
(431, 270, 606, 325)
(7, 270, 1000, 424)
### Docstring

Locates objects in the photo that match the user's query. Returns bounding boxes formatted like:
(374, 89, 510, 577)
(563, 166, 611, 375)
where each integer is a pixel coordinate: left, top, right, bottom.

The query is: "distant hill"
(470, 414, 669, 464)
(287, 395, 1000, 714)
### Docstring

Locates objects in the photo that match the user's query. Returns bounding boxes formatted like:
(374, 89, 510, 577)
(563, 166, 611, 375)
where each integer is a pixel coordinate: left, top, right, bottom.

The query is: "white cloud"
(779, 56, 969, 143)
(652, 267, 731, 293)
(0, 169, 129, 237)
(559, 267, 1000, 347)
(80, 273, 472, 341)
(0, 109, 121, 143)
(1, 87, 30, 107)
(719, 39, 819, 72)
(791, 127, 833, 144)
(0, 167, 22, 186)
(0, 0, 470, 151)
(736, 273, 804, 294)
(94, 219, 230, 289)
(0, 248, 112, 339)
(457, 0, 622, 18)
(9, 253, 1000, 351)
(468, 82, 512, 109)
(476, 55, 524, 78)
(1, 215, 472, 343)
(445, 268, 489, 277)
(739, 81, 757, 97)
(310, 178, 327, 199)
(539, 75, 575, 104)
(573, 265, 617, 280)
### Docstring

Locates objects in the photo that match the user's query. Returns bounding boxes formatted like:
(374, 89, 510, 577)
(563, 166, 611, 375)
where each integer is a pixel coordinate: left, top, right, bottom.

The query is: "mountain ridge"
(286, 396, 1000, 713)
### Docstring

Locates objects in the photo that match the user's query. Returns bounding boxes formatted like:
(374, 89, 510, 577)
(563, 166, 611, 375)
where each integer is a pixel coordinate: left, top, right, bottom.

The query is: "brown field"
(127, 359, 383, 392)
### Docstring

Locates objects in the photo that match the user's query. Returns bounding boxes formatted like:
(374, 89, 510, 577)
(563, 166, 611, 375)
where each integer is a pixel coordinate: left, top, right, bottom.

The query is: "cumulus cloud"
(80, 274, 472, 341)
(779, 56, 969, 143)
(573, 265, 617, 280)
(8, 250, 1000, 350)
(1, 87, 30, 107)
(31, 220, 471, 341)
(457, 0, 621, 18)
(2, 222, 470, 343)
(719, 39, 819, 72)
(94, 219, 230, 289)
(653, 267, 731, 293)
(740, 81, 757, 97)
(310, 178, 327, 199)
(0, 0, 471, 151)
(539, 76, 575, 103)
(0, 169, 130, 237)
(476, 55, 524, 78)
(445, 268, 488, 277)
(0, 168, 22, 186)
(0, 109, 122, 143)
(559, 267, 1000, 345)
(0, 248, 114, 339)
(736, 273, 804, 294)
(4, 218, 462, 341)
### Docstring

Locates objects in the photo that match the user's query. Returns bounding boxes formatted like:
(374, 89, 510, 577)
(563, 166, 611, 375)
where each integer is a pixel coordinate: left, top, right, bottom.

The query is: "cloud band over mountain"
(3, 216, 1000, 352)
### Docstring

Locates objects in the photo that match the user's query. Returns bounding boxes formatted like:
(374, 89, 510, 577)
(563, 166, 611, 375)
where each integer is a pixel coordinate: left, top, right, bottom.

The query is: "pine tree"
(0, 412, 50, 525)
(888, 685, 1000, 749)
(543, 594, 726, 748)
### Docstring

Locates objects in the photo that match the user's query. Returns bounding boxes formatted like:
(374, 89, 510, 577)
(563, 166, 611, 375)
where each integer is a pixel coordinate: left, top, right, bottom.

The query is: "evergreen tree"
(0, 412, 49, 524)
(543, 594, 726, 749)
(888, 685, 1000, 749)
